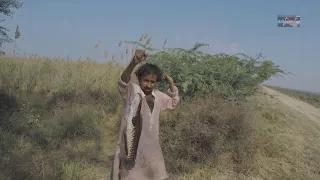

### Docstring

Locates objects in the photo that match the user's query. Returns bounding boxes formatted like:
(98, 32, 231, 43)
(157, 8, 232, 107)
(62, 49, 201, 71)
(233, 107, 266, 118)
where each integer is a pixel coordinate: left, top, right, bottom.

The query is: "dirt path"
(261, 85, 320, 126)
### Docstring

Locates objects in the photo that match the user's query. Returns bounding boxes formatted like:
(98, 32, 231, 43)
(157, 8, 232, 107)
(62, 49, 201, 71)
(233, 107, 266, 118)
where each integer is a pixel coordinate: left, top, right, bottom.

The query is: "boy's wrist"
(169, 81, 175, 91)
(130, 60, 138, 66)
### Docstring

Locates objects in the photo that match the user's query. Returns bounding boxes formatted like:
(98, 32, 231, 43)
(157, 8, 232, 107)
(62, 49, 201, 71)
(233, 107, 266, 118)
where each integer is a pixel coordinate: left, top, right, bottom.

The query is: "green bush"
(126, 42, 287, 101)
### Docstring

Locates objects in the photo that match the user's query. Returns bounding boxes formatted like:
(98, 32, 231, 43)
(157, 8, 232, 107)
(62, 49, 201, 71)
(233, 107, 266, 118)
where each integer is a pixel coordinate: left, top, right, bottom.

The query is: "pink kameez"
(110, 73, 180, 180)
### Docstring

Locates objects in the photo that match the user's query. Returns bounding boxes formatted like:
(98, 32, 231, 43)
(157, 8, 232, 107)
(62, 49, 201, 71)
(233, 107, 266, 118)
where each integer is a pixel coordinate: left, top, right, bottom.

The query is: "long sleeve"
(118, 72, 133, 102)
(161, 86, 180, 110)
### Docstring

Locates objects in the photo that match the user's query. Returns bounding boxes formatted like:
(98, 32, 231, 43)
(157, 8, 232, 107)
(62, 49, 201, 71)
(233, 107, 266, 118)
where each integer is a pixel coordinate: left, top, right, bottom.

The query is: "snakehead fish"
(124, 93, 142, 170)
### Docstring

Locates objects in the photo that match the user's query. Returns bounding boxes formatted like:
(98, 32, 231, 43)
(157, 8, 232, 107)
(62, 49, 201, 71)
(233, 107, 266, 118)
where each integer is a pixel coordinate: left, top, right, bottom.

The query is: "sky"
(2, 0, 320, 92)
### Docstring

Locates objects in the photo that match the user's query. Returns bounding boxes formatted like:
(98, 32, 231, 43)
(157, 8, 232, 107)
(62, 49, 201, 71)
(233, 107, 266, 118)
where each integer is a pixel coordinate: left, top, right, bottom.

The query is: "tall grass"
(0, 56, 127, 179)
(0, 57, 123, 95)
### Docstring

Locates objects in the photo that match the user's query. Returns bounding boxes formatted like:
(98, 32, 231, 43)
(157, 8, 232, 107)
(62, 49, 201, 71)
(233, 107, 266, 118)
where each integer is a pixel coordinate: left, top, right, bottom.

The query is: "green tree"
(0, 0, 23, 46)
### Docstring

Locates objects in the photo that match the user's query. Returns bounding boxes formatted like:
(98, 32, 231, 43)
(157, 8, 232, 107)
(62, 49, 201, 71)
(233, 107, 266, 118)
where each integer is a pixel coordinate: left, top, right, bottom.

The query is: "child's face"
(139, 73, 157, 95)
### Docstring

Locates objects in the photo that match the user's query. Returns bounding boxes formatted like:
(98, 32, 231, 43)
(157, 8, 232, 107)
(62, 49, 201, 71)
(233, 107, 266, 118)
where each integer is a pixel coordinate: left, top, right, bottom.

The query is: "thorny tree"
(0, 0, 23, 46)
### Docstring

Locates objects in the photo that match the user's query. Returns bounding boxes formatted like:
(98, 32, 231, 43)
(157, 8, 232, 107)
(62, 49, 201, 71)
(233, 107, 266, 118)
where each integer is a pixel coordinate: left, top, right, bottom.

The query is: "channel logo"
(277, 15, 300, 27)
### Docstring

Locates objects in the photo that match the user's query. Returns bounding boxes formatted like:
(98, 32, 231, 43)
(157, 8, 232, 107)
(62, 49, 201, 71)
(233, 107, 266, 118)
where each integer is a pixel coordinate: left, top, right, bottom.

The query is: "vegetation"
(129, 40, 287, 102)
(0, 0, 23, 45)
(0, 1, 319, 179)
(0, 57, 124, 180)
(1, 38, 319, 180)
(266, 85, 320, 108)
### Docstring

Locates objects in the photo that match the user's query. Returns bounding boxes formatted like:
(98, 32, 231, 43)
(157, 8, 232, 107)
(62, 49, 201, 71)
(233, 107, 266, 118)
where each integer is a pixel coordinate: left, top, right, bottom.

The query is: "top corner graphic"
(278, 15, 300, 27)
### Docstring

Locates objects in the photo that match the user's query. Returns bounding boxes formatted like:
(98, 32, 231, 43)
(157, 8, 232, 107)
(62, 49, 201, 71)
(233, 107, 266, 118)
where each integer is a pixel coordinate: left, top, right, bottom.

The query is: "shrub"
(125, 41, 287, 102)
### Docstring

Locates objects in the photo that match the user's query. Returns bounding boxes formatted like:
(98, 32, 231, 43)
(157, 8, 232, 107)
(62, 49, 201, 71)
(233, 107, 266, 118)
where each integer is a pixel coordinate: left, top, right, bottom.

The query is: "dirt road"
(261, 85, 320, 126)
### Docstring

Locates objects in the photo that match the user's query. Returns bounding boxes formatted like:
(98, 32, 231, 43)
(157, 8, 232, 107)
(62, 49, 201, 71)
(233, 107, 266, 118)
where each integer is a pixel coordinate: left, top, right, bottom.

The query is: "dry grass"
(172, 88, 320, 180)
(0, 56, 123, 95)
(0, 57, 125, 180)
(0, 57, 320, 180)
(160, 93, 248, 175)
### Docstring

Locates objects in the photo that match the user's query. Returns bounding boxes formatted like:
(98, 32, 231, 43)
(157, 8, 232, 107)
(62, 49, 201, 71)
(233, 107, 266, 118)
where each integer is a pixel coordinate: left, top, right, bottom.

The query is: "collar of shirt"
(138, 88, 156, 98)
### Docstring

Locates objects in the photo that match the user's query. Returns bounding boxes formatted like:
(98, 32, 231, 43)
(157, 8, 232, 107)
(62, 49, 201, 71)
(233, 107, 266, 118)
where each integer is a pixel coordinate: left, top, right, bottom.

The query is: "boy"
(110, 49, 180, 180)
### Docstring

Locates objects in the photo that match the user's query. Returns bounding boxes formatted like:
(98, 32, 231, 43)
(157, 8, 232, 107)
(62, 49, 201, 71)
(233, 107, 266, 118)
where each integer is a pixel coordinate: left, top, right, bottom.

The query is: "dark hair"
(135, 63, 163, 82)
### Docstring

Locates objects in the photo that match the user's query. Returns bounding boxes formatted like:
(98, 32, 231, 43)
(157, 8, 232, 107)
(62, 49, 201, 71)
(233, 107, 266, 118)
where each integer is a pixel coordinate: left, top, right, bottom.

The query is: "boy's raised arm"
(120, 49, 147, 83)
(120, 61, 137, 84)
(118, 50, 147, 100)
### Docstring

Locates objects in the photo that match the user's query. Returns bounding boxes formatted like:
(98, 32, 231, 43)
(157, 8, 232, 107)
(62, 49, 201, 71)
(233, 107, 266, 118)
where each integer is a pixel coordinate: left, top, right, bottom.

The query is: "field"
(265, 85, 320, 108)
(0, 43, 320, 180)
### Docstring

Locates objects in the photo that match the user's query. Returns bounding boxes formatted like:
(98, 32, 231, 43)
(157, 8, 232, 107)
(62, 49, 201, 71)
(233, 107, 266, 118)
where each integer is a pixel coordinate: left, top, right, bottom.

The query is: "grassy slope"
(0, 58, 319, 180)
(169, 87, 320, 180)
(265, 85, 320, 108)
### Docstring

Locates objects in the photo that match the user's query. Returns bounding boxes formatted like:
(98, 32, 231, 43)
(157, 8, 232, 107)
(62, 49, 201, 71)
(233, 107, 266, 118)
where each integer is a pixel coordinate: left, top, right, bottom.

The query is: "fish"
(124, 93, 142, 170)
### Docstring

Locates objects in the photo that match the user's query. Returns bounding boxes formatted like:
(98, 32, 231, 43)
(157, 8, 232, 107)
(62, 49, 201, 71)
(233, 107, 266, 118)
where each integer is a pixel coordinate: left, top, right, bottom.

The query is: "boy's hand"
(132, 49, 148, 64)
(162, 73, 176, 93)
(162, 73, 174, 84)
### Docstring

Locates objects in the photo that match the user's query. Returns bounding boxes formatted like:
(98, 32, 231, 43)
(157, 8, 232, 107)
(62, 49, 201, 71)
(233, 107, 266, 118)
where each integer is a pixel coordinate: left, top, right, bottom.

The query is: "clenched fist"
(132, 49, 148, 65)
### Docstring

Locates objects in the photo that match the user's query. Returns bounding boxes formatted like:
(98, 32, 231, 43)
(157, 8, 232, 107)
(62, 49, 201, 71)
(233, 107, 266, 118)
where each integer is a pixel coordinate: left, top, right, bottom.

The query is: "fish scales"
(124, 93, 142, 170)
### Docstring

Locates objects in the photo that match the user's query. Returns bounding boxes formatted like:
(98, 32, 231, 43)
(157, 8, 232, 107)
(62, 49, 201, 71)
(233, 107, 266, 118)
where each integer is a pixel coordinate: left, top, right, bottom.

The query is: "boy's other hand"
(162, 73, 174, 84)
